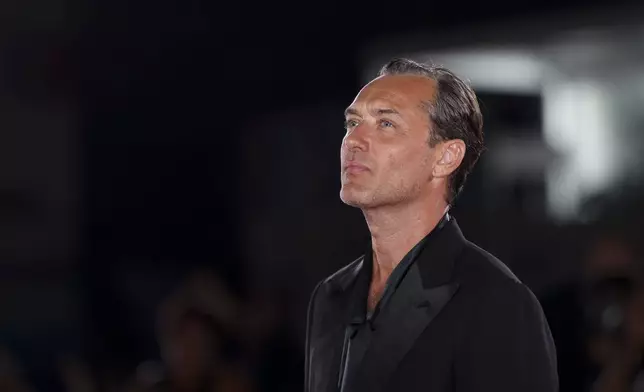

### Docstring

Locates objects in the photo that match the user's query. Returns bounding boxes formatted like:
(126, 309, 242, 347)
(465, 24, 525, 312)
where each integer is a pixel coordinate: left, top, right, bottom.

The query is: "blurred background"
(2, 0, 644, 391)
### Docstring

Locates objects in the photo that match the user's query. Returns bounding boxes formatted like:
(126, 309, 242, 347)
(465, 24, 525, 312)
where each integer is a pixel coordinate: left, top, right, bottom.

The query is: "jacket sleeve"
(455, 281, 559, 392)
(304, 280, 324, 392)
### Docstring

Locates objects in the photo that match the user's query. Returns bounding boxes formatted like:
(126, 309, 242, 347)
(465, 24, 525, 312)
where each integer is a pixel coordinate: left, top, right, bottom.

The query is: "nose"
(343, 123, 368, 152)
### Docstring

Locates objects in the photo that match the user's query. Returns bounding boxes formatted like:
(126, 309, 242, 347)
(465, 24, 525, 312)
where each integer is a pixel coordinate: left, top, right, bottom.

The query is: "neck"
(363, 196, 449, 283)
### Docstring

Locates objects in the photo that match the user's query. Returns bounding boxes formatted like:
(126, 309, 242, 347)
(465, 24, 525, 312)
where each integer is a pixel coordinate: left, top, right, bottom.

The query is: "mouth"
(343, 162, 369, 174)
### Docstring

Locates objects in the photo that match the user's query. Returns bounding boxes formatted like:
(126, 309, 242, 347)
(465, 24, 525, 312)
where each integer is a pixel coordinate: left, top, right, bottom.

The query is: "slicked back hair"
(378, 58, 484, 204)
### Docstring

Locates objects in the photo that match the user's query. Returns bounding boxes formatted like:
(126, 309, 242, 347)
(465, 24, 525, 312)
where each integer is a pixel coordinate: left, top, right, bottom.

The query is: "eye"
(344, 119, 359, 129)
(379, 119, 395, 128)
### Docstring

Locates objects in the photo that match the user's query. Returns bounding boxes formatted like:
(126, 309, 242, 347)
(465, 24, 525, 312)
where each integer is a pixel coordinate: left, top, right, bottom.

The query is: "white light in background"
(415, 49, 545, 94)
(413, 49, 621, 221)
(543, 80, 617, 220)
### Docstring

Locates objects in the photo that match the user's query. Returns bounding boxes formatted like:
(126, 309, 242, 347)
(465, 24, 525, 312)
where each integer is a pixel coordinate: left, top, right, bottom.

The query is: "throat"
(367, 279, 388, 312)
(368, 256, 393, 312)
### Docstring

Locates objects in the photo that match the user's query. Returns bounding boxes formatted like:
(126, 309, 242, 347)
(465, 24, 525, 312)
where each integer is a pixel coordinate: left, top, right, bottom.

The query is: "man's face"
(340, 74, 440, 209)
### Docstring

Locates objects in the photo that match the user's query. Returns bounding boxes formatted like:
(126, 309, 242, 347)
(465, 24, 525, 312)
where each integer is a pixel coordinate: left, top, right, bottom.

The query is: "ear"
(433, 139, 466, 178)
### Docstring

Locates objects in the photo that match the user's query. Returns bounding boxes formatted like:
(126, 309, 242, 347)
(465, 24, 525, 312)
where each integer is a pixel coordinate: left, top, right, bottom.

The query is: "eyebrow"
(344, 107, 402, 117)
(344, 107, 360, 117)
(373, 108, 401, 117)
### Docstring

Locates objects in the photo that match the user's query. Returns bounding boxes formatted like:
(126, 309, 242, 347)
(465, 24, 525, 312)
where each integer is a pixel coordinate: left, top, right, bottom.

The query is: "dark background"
(2, 0, 644, 391)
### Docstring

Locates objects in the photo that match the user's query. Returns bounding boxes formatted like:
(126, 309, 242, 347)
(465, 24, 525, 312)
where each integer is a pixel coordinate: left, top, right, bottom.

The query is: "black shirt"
(338, 213, 450, 392)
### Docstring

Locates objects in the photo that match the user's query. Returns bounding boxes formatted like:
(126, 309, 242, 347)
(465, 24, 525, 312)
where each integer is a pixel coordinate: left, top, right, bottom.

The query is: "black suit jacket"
(304, 218, 558, 392)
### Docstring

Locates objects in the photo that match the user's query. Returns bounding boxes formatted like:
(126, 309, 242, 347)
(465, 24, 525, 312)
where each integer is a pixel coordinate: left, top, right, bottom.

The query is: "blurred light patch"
(543, 80, 616, 220)
(415, 50, 545, 94)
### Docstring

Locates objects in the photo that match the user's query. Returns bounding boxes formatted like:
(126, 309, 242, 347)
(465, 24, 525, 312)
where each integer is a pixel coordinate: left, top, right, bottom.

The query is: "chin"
(340, 187, 374, 208)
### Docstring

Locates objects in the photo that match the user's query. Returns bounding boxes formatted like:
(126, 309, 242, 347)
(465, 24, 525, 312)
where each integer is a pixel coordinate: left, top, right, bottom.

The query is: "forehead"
(350, 74, 437, 110)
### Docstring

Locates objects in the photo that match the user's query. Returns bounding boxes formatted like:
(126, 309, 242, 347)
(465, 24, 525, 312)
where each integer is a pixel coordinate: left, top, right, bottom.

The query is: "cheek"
(384, 148, 429, 176)
(420, 152, 434, 176)
(382, 142, 409, 167)
(386, 153, 405, 174)
(379, 152, 412, 190)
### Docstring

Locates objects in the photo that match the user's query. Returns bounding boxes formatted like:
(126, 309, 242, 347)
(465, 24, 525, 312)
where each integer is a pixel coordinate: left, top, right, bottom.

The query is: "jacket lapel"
(349, 218, 466, 392)
(348, 268, 460, 392)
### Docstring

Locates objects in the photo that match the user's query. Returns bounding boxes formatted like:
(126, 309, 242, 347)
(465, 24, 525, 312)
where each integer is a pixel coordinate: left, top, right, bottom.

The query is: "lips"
(343, 162, 369, 173)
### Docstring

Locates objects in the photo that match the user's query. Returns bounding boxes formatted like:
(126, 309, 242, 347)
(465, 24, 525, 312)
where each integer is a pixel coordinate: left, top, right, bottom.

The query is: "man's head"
(340, 58, 484, 209)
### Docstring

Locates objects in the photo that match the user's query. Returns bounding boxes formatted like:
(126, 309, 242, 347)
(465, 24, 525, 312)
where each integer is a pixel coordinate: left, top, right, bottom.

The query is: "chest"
(309, 299, 460, 392)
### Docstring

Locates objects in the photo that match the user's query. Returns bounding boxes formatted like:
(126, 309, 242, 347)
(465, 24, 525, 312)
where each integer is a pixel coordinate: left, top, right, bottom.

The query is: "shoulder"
(305, 256, 364, 338)
(456, 240, 544, 315)
(454, 242, 554, 351)
(452, 243, 558, 390)
(312, 255, 365, 297)
(306, 256, 364, 317)
(456, 240, 528, 297)
(458, 240, 522, 286)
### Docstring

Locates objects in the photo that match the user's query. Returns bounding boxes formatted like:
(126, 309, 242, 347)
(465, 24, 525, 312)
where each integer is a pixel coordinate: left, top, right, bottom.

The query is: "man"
(304, 58, 558, 392)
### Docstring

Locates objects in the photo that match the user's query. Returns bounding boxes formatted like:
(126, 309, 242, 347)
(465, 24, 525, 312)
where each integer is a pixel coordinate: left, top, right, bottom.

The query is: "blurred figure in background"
(135, 268, 255, 392)
(542, 234, 644, 391)
(119, 266, 302, 392)
(591, 284, 644, 392)
(153, 307, 247, 392)
(0, 348, 35, 392)
(57, 354, 98, 392)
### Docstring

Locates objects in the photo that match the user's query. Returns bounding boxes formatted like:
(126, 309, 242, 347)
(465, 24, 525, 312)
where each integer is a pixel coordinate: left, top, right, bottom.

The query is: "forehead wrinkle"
(356, 89, 408, 113)
(365, 101, 403, 118)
